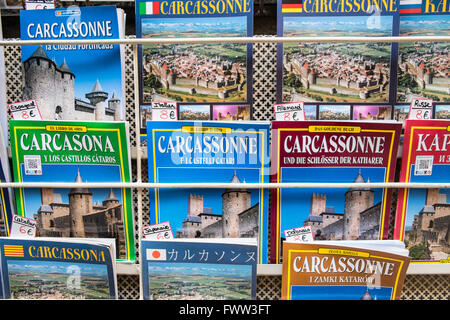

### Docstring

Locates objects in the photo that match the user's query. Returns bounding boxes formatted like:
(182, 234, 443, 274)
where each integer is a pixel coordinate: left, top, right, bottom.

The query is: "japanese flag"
(147, 248, 166, 261)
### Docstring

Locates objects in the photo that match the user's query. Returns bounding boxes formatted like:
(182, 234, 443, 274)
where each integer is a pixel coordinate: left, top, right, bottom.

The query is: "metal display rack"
(1, 35, 449, 300)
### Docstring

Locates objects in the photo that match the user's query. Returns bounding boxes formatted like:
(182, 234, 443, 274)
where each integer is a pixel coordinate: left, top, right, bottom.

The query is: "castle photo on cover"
(20, 164, 128, 260)
(397, 15, 450, 103)
(140, 16, 248, 103)
(280, 167, 386, 241)
(155, 168, 262, 239)
(402, 164, 450, 261)
(283, 15, 393, 103)
(20, 6, 124, 121)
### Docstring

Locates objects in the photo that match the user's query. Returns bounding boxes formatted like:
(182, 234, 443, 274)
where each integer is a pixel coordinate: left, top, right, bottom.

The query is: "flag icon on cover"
(147, 248, 167, 260)
(282, 0, 302, 13)
(140, 1, 160, 15)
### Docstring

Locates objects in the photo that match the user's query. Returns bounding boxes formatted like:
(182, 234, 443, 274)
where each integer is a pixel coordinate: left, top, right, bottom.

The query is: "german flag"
(282, 0, 302, 13)
(4, 245, 24, 257)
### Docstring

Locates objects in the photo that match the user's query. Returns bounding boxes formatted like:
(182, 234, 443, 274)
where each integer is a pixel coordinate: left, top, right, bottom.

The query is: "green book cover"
(9, 120, 135, 262)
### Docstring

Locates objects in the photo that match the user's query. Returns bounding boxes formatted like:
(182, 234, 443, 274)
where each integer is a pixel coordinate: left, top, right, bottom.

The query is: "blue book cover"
(277, 0, 400, 108)
(397, 0, 449, 104)
(0, 237, 117, 299)
(141, 238, 257, 300)
(147, 121, 270, 264)
(20, 5, 125, 122)
(135, 0, 254, 130)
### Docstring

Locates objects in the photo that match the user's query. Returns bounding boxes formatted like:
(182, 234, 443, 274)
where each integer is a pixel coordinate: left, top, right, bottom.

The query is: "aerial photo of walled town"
(7, 260, 110, 299)
(141, 16, 248, 103)
(148, 262, 252, 300)
(283, 15, 393, 103)
(397, 15, 450, 102)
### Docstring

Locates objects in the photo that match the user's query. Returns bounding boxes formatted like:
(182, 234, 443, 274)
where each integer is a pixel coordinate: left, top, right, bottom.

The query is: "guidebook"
(19, 5, 125, 122)
(0, 237, 117, 299)
(8, 120, 135, 262)
(135, 0, 254, 130)
(281, 240, 410, 300)
(141, 238, 257, 300)
(270, 121, 402, 263)
(147, 121, 270, 264)
(394, 119, 450, 263)
(277, 0, 400, 105)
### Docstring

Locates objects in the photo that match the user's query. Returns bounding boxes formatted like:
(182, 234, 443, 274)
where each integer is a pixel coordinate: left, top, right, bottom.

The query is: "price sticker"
(274, 102, 305, 121)
(143, 221, 174, 240)
(284, 225, 314, 243)
(151, 101, 178, 121)
(25, 0, 55, 10)
(10, 215, 37, 238)
(408, 98, 433, 120)
(9, 100, 42, 121)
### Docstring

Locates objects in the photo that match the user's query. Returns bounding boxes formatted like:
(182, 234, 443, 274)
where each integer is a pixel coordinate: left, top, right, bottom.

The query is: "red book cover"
(394, 119, 450, 264)
(270, 121, 402, 263)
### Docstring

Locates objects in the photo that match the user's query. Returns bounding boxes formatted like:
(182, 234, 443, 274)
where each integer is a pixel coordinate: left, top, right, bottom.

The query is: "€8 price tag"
(8, 100, 42, 121)
(284, 225, 314, 243)
(409, 98, 433, 120)
(10, 215, 37, 238)
(151, 101, 178, 121)
(142, 221, 174, 240)
(274, 102, 305, 121)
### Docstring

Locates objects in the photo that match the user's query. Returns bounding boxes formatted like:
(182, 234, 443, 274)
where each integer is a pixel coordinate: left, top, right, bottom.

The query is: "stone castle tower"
(23, 46, 75, 120)
(343, 170, 374, 240)
(221, 173, 251, 238)
(68, 170, 93, 238)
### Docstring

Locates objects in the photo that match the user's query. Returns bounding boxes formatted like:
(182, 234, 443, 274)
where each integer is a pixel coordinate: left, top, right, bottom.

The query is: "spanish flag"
(282, 0, 303, 13)
(4, 245, 24, 257)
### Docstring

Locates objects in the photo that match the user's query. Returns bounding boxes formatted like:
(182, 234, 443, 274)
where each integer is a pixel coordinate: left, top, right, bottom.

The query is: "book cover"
(135, 0, 254, 130)
(19, 5, 125, 122)
(0, 121, 14, 237)
(271, 121, 402, 263)
(281, 241, 410, 300)
(0, 237, 117, 299)
(397, 0, 449, 103)
(394, 119, 450, 263)
(141, 238, 257, 300)
(9, 120, 135, 262)
(147, 121, 270, 264)
(277, 0, 400, 105)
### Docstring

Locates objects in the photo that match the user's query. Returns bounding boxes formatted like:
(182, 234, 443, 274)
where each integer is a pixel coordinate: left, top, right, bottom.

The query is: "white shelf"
(116, 262, 449, 276)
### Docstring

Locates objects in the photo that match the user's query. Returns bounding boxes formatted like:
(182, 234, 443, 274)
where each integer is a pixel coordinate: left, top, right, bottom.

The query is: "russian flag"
(139, 1, 160, 15)
(399, 0, 422, 14)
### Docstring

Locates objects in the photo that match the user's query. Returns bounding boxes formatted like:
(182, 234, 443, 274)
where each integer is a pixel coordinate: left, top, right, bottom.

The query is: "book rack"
(1, 35, 449, 300)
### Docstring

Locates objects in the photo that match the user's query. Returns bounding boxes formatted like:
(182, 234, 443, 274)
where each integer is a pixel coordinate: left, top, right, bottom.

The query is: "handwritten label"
(10, 215, 36, 238)
(409, 98, 433, 120)
(25, 0, 55, 9)
(9, 100, 42, 120)
(274, 102, 305, 121)
(151, 101, 178, 121)
(143, 222, 174, 240)
(284, 225, 314, 243)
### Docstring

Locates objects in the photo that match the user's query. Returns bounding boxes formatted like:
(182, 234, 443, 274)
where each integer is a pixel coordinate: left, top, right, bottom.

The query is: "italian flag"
(139, 1, 160, 15)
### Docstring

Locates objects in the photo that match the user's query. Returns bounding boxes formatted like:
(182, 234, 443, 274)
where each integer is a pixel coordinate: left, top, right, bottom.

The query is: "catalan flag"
(4, 245, 24, 257)
(282, 0, 303, 13)
(139, 1, 160, 15)
(399, 0, 422, 14)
